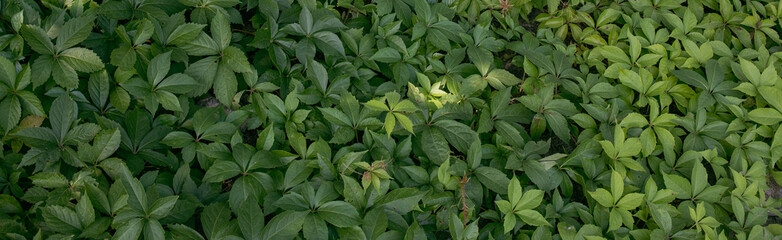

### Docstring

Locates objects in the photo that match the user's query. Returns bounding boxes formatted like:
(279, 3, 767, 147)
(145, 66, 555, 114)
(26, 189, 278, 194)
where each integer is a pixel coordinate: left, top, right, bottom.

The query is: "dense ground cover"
(1, 0, 782, 239)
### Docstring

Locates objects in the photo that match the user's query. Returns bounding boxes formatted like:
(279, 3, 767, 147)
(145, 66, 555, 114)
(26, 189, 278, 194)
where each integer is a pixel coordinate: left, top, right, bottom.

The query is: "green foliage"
(1, 0, 782, 239)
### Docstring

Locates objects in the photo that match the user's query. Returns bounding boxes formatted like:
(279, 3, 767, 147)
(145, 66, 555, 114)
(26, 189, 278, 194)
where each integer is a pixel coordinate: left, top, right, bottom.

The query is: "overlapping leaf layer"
(1, 0, 782, 239)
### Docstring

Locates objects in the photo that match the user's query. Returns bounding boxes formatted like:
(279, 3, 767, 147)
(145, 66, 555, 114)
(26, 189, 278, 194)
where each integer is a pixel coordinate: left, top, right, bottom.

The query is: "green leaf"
(56, 16, 95, 51)
(485, 69, 521, 89)
(42, 205, 82, 233)
(434, 120, 477, 153)
(211, 13, 231, 50)
(53, 60, 78, 89)
(502, 212, 516, 233)
(214, 64, 237, 106)
(144, 219, 166, 240)
(610, 171, 624, 203)
(99, 0, 132, 19)
(156, 90, 182, 112)
(113, 218, 143, 240)
(376, 188, 424, 215)
(20, 25, 54, 55)
(758, 86, 782, 113)
(394, 113, 414, 134)
(475, 167, 509, 194)
(589, 188, 613, 208)
(405, 220, 426, 240)
(318, 201, 362, 227)
(671, 69, 708, 90)
(181, 33, 221, 56)
(50, 95, 76, 141)
(748, 108, 782, 125)
(0, 195, 22, 214)
(616, 193, 644, 210)
(303, 214, 328, 240)
(495, 121, 525, 147)
(608, 208, 623, 231)
(364, 100, 389, 111)
(13, 127, 57, 148)
(313, 31, 346, 56)
(110, 87, 131, 112)
(148, 195, 178, 219)
(691, 162, 708, 196)
(468, 47, 492, 76)
(202, 203, 232, 239)
(168, 23, 207, 46)
(421, 128, 449, 165)
(223, 46, 253, 73)
(110, 44, 136, 69)
(740, 58, 761, 85)
(319, 108, 352, 127)
(203, 161, 242, 182)
(60, 47, 104, 72)
(30, 172, 68, 188)
(461, 74, 487, 96)
(156, 74, 199, 94)
(0, 56, 15, 87)
(508, 177, 522, 207)
(169, 224, 205, 240)
(238, 201, 265, 240)
(148, 52, 172, 86)
(261, 211, 307, 240)
(133, 19, 155, 46)
(618, 68, 643, 93)
(517, 189, 543, 211)
(121, 167, 149, 212)
(663, 174, 692, 199)
(0, 97, 21, 133)
(467, 139, 482, 170)
(516, 209, 550, 227)
(545, 111, 570, 142)
(76, 195, 95, 227)
(601, 46, 630, 65)
(370, 48, 401, 63)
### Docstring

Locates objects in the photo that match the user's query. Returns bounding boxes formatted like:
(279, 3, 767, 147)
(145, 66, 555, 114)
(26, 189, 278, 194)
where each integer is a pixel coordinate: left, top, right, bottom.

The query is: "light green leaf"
(589, 188, 613, 208)
(663, 174, 692, 199)
(515, 209, 550, 227)
(748, 108, 782, 125)
(616, 193, 644, 210)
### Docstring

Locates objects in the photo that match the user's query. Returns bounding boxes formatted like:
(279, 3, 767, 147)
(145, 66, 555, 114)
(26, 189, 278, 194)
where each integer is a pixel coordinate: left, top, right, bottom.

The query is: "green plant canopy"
(1, 0, 782, 239)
